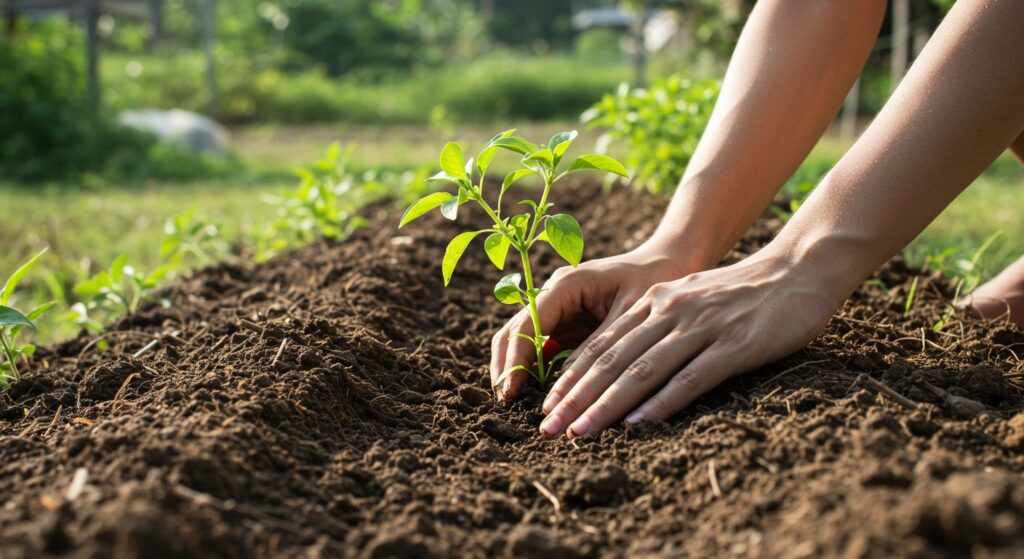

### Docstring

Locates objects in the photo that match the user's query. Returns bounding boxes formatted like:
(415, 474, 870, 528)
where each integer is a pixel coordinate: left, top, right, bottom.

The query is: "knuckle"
(624, 358, 655, 382)
(582, 337, 610, 359)
(559, 395, 583, 415)
(669, 369, 702, 393)
(592, 347, 619, 370)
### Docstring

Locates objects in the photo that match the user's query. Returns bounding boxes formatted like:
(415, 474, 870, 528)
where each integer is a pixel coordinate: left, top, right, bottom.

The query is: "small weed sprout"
(73, 254, 176, 319)
(161, 210, 230, 266)
(399, 130, 628, 386)
(0, 249, 56, 387)
(929, 231, 1003, 331)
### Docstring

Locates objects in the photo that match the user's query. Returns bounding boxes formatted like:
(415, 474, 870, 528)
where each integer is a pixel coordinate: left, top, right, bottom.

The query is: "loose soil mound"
(2, 181, 1024, 559)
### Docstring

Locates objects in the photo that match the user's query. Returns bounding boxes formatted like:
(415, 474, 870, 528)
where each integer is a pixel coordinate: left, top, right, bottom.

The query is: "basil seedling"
(399, 130, 627, 387)
(0, 249, 56, 387)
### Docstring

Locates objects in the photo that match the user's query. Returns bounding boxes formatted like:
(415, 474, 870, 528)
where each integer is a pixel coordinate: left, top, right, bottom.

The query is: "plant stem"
(519, 249, 546, 383)
(527, 174, 554, 243)
(0, 333, 20, 381)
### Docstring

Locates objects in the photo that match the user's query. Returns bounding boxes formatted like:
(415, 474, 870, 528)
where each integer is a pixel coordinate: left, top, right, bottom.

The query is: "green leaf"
(549, 348, 574, 367)
(491, 137, 539, 156)
(509, 214, 530, 243)
(440, 142, 468, 181)
(478, 129, 516, 175)
(1, 248, 47, 306)
(566, 154, 629, 178)
(0, 305, 34, 330)
(501, 169, 537, 195)
(20, 344, 36, 357)
(400, 192, 455, 228)
(523, 148, 554, 173)
(494, 273, 523, 305)
(545, 214, 584, 266)
(495, 364, 531, 387)
(484, 233, 512, 270)
(441, 188, 469, 221)
(442, 231, 483, 286)
(143, 261, 178, 288)
(425, 170, 461, 185)
(26, 301, 56, 321)
(549, 130, 578, 159)
(110, 254, 128, 284)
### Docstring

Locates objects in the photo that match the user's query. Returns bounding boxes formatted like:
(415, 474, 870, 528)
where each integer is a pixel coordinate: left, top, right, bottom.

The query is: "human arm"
(539, 0, 1024, 438)
(492, 0, 886, 401)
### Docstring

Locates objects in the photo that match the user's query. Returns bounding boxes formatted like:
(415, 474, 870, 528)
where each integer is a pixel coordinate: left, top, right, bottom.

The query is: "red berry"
(542, 338, 562, 362)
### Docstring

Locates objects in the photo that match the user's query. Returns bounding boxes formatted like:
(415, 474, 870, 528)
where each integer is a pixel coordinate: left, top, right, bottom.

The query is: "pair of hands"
(490, 241, 843, 438)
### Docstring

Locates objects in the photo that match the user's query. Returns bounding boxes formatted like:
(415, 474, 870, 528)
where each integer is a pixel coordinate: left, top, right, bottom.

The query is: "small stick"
(132, 339, 160, 358)
(271, 338, 289, 367)
(44, 404, 63, 438)
(530, 480, 561, 515)
(762, 360, 828, 386)
(916, 379, 987, 419)
(856, 374, 918, 410)
(210, 334, 229, 352)
(238, 319, 264, 335)
(113, 373, 141, 403)
(711, 416, 767, 441)
(708, 460, 722, 498)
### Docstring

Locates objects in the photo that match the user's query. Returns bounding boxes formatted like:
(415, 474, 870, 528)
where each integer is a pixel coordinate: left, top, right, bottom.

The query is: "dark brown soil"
(2, 180, 1024, 559)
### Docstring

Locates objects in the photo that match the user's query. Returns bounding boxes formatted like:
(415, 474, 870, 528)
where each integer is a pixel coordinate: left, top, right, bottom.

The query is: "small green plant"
(254, 143, 375, 262)
(930, 231, 1003, 331)
(904, 275, 920, 317)
(583, 76, 719, 195)
(73, 254, 176, 319)
(0, 250, 56, 387)
(399, 130, 628, 386)
(161, 210, 230, 266)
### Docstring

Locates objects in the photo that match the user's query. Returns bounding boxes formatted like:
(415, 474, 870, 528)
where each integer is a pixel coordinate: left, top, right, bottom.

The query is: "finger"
(538, 308, 655, 436)
(490, 322, 511, 387)
(628, 343, 742, 423)
(541, 301, 627, 414)
(498, 279, 581, 400)
(492, 307, 532, 401)
(565, 331, 707, 438)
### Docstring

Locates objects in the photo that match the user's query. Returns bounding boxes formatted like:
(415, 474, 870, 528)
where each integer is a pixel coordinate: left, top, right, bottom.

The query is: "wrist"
(761, 223, 875, 305)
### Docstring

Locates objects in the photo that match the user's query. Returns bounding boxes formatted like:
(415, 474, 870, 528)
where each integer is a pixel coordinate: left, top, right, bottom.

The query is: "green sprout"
(161, 209, 229, 266)
(399, 129, 628, 386)
(0, 249, 56, 387)
(73, 254, 176, 319)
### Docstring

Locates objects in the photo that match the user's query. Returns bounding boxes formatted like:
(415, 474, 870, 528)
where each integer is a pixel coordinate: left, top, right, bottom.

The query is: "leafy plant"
(161, 210, 230, 266)
(254, 143, 375, 262)
(0, 250, 55, 387)
(583, 76, 719, 195)
(73, 254, 176, 319)
(399, 130, 628, 386)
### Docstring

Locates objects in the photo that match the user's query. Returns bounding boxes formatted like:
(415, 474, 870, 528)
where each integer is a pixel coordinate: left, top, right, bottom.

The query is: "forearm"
(775, 0, 1024, 299)
(648, 0, 886, 268)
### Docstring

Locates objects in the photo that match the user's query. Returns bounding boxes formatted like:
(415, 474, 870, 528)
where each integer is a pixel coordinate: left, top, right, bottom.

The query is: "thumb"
(495, 273, 581, 402)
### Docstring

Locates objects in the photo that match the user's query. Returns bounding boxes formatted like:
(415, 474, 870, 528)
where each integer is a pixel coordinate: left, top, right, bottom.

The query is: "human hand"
(490, 242, 704, 403)
(538, 248, 846, 438)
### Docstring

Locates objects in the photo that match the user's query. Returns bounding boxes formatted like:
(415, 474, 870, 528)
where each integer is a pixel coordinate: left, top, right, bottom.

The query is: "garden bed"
(2, 180, 1023, 558)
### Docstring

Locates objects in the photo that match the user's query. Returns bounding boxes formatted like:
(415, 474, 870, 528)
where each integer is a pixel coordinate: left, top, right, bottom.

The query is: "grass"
(2, 125, 1021, 344)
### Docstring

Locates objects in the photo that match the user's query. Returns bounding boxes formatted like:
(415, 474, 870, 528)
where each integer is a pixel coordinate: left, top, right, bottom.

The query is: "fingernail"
(625, 411, 645, 424)
(568, 416, 591, 438)
(540, 414, 562, 436)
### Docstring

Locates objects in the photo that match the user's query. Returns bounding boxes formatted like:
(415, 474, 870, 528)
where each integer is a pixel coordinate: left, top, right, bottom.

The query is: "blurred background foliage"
(2, 0, 1021, 345)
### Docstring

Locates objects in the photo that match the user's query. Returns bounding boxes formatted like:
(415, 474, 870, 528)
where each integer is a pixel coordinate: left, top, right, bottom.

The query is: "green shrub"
(583, 76, 720, 195)
(2, 21, 247, 183)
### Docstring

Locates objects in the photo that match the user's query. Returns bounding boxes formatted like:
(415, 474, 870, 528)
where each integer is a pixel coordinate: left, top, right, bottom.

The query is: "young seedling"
(0, 249, 56, 387)
(399, 130, 628, 387)
(73, 254, 176, 319)
(161, 209, 229, 266)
